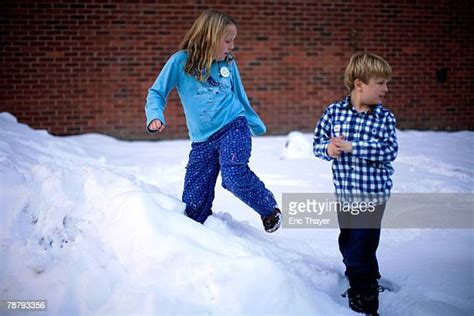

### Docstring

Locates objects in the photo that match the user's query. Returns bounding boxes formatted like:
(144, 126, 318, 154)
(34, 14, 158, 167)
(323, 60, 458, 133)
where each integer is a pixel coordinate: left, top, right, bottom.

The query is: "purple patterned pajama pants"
(182, 116, 277, 224)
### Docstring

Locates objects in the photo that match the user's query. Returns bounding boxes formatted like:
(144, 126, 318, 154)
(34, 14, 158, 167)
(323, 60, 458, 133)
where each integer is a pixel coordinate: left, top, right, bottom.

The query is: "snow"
(0, 112, 473, 315)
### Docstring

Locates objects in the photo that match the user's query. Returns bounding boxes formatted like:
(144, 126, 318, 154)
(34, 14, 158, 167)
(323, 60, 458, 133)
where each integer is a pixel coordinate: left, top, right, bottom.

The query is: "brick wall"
(1, 0, 473, 140)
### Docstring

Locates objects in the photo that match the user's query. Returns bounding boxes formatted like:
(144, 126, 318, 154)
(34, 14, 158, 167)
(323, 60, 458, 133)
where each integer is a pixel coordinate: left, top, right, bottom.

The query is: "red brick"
(1, 0, 473, 139)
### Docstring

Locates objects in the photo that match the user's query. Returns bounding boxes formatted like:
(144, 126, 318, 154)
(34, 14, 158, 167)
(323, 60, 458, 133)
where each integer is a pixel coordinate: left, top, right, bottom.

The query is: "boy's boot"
(346, 280, 379, 315)
(261, 208, 281, 233)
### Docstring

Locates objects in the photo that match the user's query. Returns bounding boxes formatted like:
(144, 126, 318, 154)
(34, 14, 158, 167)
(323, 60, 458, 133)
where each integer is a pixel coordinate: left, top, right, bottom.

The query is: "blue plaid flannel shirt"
(313, 96, 398, 201)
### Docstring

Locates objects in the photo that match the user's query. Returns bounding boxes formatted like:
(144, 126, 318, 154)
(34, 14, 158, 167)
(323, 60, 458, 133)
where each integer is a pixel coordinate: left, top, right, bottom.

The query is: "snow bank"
(0, 113, 347, 315)
(1, 112, 472, 315)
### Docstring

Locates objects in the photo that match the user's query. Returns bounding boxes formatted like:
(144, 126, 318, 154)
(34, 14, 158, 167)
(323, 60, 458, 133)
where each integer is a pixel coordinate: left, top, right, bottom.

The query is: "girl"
(145, 10, 281, 232)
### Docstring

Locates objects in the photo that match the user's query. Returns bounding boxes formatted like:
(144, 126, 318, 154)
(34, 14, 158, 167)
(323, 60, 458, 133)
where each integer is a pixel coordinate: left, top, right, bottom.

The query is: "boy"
(313, 52, 398, 315)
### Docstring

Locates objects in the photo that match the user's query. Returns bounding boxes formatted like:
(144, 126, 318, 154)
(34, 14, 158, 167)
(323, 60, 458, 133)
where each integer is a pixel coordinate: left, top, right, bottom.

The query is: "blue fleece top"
(145, 50, 266, 142)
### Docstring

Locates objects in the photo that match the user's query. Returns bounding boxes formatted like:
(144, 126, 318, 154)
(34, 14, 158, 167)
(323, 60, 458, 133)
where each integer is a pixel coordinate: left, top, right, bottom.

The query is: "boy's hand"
(327, 139, 343, 158)
(332, 136, 352, 153)
(149, 119, 165, 133)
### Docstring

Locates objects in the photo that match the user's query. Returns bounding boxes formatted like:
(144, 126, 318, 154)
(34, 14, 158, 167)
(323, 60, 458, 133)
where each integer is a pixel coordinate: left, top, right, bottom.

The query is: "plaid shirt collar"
(344, 95, 383, 118)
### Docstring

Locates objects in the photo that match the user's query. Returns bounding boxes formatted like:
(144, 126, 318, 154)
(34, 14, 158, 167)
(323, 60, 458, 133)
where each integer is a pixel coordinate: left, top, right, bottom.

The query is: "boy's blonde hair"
(344, 52, 392, 91)
(180, 10, 237, 81)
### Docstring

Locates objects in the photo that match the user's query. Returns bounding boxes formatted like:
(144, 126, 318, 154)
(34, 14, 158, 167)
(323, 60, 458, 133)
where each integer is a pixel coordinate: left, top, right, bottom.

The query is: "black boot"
(346, 281, 379, 315)
(261, 208, 281, 233)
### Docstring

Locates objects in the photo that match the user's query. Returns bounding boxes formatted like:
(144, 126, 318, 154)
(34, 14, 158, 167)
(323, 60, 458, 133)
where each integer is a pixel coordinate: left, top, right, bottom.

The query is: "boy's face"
(217, 24, 237, 61)
(359, 77, 389, 106)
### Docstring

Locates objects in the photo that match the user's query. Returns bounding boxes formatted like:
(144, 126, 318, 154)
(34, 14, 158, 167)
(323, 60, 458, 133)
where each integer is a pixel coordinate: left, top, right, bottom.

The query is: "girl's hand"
(149, 119, 165, 133)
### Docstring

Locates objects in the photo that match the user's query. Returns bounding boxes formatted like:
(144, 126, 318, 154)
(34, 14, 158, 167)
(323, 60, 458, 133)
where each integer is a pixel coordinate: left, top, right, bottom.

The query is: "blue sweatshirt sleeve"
(144, 52, 181, 133)
(231, 61, 267, 136)
(313, 106, 333, 161)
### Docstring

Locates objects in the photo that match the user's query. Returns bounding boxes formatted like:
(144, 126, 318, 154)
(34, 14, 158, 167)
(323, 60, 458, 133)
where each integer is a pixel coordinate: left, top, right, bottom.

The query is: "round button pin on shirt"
(220, 66, 230, 78)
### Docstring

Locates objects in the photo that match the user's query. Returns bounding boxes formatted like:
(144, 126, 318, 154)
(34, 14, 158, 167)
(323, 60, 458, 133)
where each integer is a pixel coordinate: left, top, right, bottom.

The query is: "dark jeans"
(337, 202, 386, 287)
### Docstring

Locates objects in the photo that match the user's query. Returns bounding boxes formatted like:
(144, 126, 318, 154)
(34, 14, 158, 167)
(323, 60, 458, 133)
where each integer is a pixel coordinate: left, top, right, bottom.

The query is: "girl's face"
(216, 24, 237, 61)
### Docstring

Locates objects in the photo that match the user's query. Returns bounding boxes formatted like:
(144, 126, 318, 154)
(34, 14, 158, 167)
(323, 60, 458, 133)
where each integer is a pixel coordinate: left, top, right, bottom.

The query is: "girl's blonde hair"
(344, 52, 392, 91)
(180, 10, 237, 81)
